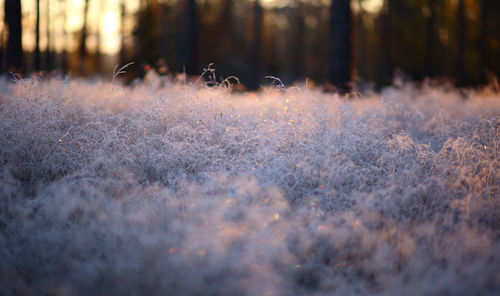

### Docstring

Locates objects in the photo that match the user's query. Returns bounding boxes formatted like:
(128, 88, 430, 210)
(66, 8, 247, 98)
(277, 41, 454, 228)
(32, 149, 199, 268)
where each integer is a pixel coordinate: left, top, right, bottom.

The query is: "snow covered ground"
(0, 75, 499, 295)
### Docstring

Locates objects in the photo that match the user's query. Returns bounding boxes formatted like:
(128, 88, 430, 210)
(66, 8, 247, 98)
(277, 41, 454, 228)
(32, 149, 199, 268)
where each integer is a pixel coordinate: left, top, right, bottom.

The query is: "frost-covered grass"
(0, 74, 499, 295)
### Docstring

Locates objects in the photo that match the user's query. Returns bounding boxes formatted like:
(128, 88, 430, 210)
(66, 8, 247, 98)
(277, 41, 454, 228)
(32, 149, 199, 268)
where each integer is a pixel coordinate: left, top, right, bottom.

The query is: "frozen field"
(0, 75, 499, 295)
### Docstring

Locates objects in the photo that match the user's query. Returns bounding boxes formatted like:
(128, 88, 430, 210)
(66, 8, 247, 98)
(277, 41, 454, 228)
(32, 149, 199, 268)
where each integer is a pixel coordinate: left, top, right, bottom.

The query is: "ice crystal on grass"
(0, 77, 499, 295)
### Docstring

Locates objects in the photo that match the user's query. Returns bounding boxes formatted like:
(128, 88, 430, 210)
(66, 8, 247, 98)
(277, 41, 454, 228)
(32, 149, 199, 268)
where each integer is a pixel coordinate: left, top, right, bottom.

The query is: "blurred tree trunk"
(5, 0, 22, 71)
(328, 0, 352, 92)
(456, 0, 465, 87)
(120, 0, 127, 66)
(217, 0, 234, 75)
(79, 0, 90, 75)
(379, 0, 393, 87)
(35, 0, 41, 71)
(60, 0, 68, 75)
(248, 0, 262, 90)
(160, 4, 169, 65)
(182, 0, 198, 75)
(424, 0, 435, 77)
(136, 0, 160, 78)
(135, 1, 147, 79)
(356, 0, 366, 80)
(46, 0, 51, 71)
(292, 2, 305, 82)
(478, 0, 488, 83)
(96, 0, 104, 74)
(0, 23, 4, 73)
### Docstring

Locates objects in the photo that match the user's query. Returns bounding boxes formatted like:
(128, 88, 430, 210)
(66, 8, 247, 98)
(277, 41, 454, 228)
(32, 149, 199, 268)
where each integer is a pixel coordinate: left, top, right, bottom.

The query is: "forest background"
(2, 0, 500, 90)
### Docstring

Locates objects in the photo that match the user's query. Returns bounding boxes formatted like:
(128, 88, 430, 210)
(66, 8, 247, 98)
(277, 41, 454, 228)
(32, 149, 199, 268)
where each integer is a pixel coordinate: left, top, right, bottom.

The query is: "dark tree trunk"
(5, 0, 22, 71)
(135, 1, 146, 79)
(292, 3, 305, 82)
(120, 0, 127, 66)
(60, 0, 68, 75)
(160, 4, 169, 63)
(95, 0, 104, 74)
(182, 0, 198, 75)
(356, 0, 366, 80)
(248, 0, 262, 90)
(0, 24, 4, 73)
(456, 0, 466, 87)
(35, 0, 41, 71)
(478, 0, 488, 83)
(79, 0, 89, 75)
(217, 0, 234, 75)
(424, 0, 435, 77)
(379, 0, 393, 87)
(328, 0, 352, 92)
(45, 0, 51, 71)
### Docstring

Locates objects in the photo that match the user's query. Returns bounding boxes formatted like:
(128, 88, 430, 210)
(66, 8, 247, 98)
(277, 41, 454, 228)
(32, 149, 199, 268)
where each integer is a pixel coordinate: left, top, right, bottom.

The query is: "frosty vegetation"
(0, 73, 499, 295)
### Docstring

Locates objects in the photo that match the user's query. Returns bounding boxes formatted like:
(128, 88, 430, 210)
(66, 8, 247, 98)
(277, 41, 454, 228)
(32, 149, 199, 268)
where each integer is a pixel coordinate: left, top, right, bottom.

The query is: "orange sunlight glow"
(11, 0, 382, 55)
(16, 0, 140, 54)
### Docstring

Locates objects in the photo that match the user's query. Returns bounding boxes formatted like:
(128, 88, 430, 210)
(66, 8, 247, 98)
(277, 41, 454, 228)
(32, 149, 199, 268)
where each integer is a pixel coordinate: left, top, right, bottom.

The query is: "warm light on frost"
(0, 77, 499, 295)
